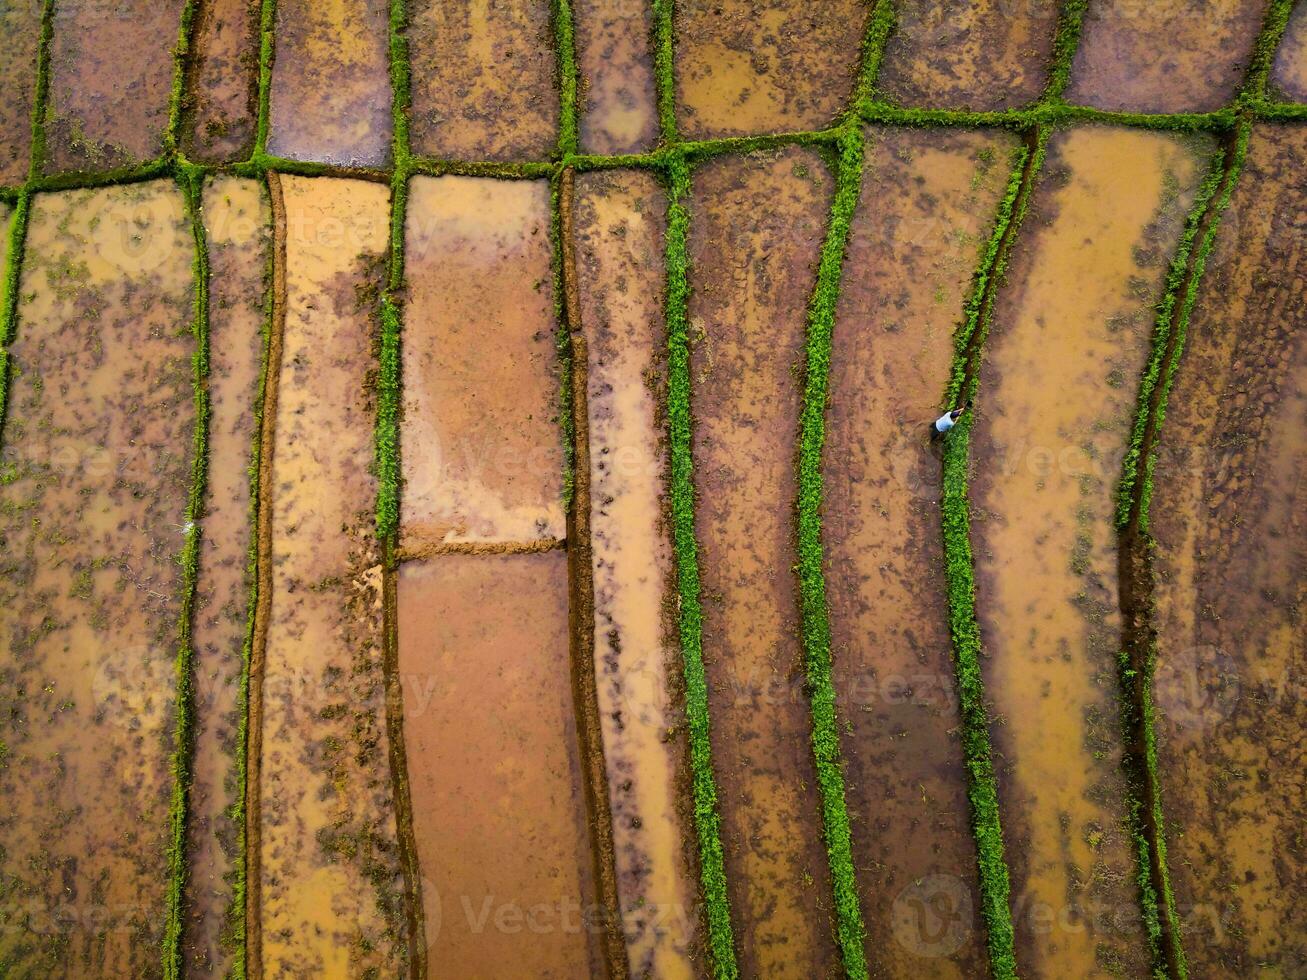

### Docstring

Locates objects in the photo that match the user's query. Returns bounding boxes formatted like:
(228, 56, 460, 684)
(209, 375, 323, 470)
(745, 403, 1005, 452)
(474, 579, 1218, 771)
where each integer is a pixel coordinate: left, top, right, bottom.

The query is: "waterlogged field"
(0, 4, 1303, 980)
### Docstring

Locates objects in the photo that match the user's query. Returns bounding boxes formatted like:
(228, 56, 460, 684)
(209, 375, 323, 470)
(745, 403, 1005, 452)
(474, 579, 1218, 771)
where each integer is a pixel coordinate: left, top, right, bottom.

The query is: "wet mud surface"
(674, 0, 867, 139)
(185, 0, 260, 163)
(825, 126, 1018, 978)
(400, 175, 563, 553)
(1273, 0, 1307, 102)
(267, 0, 392, 167)
(44, 0, 184, 174)
(970, 127, 1208, 977)
(256, 175, 407, 977)
(181, 176, 267, 977)
(876, 0, 1059, 111)
(1066, 0, 1268, 113)
(0, 0, 40, 184)
(573, 169, 698, 978)
(688, 147, 841, 977)
(1149, 124, 1307, 977)
(575, 0, 659, 155)
(398, 552, 602, 979)
(408, 0, 559, 161)
(0, 181, 195, 977)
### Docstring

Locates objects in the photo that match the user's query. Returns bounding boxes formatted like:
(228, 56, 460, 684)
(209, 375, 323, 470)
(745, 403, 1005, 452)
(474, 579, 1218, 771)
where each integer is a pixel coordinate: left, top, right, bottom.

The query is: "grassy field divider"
(1239, 0, 1298, 110)
(937, 129, 1048, 980)
(0, 194, 33, 448)
(848, 0, 896, 117)
(162, 164, 214, 980)
(663, 151, 739, 980)
(794, 124, 869, 979)
(252, 0, 278, 160)
(165, 0, 203, 156)
(651, 0, 678, 142)
(552, 0, 579, 156)
(1043, 0, 1089, 104)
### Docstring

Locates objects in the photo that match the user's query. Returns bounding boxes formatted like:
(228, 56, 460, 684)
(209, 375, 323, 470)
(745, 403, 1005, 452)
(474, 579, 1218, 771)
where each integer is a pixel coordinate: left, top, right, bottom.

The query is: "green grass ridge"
(651, 0, 678, 142)
(793, 125, 870, 979)
(662, 152, 739, 980)
(162, 165, 214, 980)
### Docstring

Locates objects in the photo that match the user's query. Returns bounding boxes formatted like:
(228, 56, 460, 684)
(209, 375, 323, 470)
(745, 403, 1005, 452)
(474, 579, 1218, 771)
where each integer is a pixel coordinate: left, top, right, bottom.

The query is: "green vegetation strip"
(253, 0, 278, 158)
(938, 131, 1049, 980)
(651, 0, 678, 142)
(663, 152, 738, 980)
(162, 166, 214, 980)
(552, 0, 579, 156)
(794, 126, 869, 979)
(166, 0, 203, 154)
(1043, 0, 1089, 103)
(849, 0, 896, 115)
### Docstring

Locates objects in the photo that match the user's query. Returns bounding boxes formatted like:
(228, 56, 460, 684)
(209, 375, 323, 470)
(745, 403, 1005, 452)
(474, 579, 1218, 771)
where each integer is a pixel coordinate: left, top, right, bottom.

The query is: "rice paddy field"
(0, 2, 1303, 978)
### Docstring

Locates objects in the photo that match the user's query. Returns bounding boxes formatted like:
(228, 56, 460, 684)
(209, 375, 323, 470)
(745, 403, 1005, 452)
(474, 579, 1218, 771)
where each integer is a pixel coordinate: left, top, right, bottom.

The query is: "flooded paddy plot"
(969, 127, 1208, 977)
(574, 170, 698, 978)
(181, 176, 268, 976)
(876, 0, 1059, 111)
(1066, 0, 1268, 113)
(400, 175, 562, 554)
(0, 181, 195, 975)
(408, 0, 559, 161)
(674, 0, 867, 139)
(185, 0, 261, 163)
(398, 552, 603, 979)
(688, 147, 839, 976)
(575, 0, 658, 155)
(44, 0, 184, 174)
(256, 175, 407, 977)
(1149, 125, 1307, 977)
(1273, 0, 1307, 102)
(825, 126, 1018, 977)
(0, 0, 40, 184)
(267, 0, 392, 167)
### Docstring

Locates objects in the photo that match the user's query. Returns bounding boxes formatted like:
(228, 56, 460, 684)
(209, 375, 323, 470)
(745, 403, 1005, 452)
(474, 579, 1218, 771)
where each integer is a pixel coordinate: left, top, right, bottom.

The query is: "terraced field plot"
(0, 3, 1304, 980)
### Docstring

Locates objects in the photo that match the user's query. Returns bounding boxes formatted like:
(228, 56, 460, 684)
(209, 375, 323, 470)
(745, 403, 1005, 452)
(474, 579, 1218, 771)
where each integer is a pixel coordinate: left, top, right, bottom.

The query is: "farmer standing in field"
(930, 404, 967, 441)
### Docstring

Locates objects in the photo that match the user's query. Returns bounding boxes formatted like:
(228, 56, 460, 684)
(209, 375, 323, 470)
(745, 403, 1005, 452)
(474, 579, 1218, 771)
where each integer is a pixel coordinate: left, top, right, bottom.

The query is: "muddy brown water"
(400, 175, 562, 555)
(876, 0, 1059, 112)
(0, 0, 40, 184)
(1273, 0, 1307, 102)
(408, 0, 559, 161)
(185, 0, 260, 163)
(255, 175, 407, 976)
(1149, 124, 1307, 977)
(674, 0, 867, 140)
(398, 552, 604, 978)
(1066, 0, 1268, 113)
(180, 176, 267, 977)
(825, 126, 1019, 978)
(688, 147, 840, 977)
(44, 0, 184, 174)
(970, 127, 1210, 978)
(267, 0, 392, 167)
(573, 169, 699, 978)
(575, 0, 659, 155)
(0, 181, 195, 977)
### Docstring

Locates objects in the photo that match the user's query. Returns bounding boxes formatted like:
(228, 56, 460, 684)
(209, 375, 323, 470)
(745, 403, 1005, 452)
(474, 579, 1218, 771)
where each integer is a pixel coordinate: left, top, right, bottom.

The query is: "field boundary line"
(162, 166, 213, 980)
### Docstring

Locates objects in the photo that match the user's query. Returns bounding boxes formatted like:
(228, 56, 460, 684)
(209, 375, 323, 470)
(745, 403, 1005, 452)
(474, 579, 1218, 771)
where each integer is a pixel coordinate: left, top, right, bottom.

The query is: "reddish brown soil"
(825, 126, 1019, 978)
(0, 1, 41, 184)
(1149, 124, 1307, 977)
(1273, 0, 1307, 102)
(575, 0, 659, 154)
(688, 147, 841, 977)
(185, 0, 261, 163)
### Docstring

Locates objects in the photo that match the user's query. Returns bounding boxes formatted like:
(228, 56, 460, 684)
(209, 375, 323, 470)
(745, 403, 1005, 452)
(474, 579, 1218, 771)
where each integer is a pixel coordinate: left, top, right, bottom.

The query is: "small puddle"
(1150, 124, 1307, 976)
(1067, 0, 1267, 112)
(1273, 1, 1307, 102)
(400, 175, 563, 553)
(408, 0, 559, 161)
(182, 175, 268, 976)
(44, 0, 183, 173)
(267, 0, 392, 166)
(399, 552, 603, 978)
(575, 0, 658, 155)
(876, 0, 1059, 111)
(675, 0, 866, 139)
(970, 127, 1209, 977)
(0, 180, 195, 975)
(688, 147, 841, 976)
(0, 1, 41, 184)
(825, 126, 1019, 977)
(574, 169, 698, 978)
(185, 0, 260, 163)
(257, 175, 407, 976)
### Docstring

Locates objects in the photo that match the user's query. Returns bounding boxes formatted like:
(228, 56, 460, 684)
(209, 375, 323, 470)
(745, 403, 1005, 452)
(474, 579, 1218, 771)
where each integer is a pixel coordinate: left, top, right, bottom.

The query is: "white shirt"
(934, 412, 957, 433)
